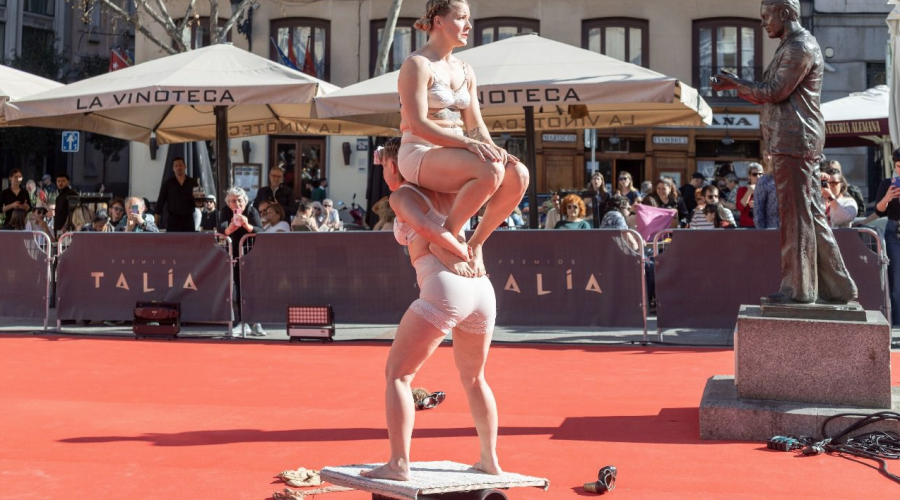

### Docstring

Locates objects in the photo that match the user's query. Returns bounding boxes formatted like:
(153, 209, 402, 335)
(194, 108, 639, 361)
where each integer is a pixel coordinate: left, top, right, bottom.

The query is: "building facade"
(814, 0, 893, 199)
(1, 0, 133, 195)
(126, 0, 785, 206)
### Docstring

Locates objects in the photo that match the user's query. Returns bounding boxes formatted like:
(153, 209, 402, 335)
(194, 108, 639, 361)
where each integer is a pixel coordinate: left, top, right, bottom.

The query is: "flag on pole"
(109, 49, 131, 72)
(302, 35, 316, 77)
(270, 37, 299, 71)
(287, 31, 299, 68)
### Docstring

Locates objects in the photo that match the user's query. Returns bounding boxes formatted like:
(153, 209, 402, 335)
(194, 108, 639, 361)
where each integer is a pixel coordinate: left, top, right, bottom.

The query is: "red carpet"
(0, 335, 898, 499)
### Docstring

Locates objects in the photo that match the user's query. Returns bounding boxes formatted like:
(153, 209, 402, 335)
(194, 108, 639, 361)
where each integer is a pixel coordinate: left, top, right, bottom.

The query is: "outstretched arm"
(736, 43, 813, 105)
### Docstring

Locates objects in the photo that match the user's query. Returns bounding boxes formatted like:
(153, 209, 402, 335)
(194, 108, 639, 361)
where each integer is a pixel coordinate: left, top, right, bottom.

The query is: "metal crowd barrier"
(54, 232, 234, 331)
(651, 227, 889, 340)
(0, 231, 53, 329)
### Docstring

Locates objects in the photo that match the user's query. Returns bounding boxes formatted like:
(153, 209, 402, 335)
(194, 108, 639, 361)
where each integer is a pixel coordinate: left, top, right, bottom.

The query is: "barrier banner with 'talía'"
(655, 229, 884, 329)
(484, 230, 646, 327)
(56, 233, 233, 322)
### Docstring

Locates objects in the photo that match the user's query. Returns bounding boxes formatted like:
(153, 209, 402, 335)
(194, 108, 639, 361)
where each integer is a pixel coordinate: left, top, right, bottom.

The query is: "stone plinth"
(700, 376, 900, 441)
(735, 305, 892, 408)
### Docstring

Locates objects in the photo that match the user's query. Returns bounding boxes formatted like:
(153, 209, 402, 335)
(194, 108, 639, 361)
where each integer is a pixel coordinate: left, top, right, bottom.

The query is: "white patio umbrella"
(4, 43, 393, 202)
(888, 2, 900, 154)
(314, 34, 712, 132)
(823, 85, 892, 177)
(314, 34, 712, 227)
(0, 65, 62, 126)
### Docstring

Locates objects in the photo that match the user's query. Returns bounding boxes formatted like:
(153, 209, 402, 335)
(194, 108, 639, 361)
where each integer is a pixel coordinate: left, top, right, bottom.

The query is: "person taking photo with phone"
(873, 148, 900, 326)
(118, 197, 159, 232)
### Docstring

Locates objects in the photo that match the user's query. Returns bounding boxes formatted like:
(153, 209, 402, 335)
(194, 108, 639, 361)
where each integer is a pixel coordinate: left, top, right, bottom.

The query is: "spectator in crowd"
(258, 199, 273, 231)
(822, 169, 857, 229)
(199, 195, 219, 231)
(873, 148, 900, 325)
(40, 174, 57, 199)
(155, 157, 198, 232)
(700, 185, 736, 227)
(824, 160, 866, 217)
(219, 186, 265, 337)
(680, 172, 706, 213)
(690, 188, 713, 229)
(554, 194, 591, 229)
(715, 162, 735, 188)
(25, 179, 46, 206)
(737, 163, 762, 227)
(1, 168, 31, 228)
(614, 171, 642, 205)
(600, 194, 630, 229)
(47, 203, 56, 229)
(311, 178, 328, 202)
(24, 204, 54, 241)
(63, 204, 93, 233)
(263, 203, 291, 233)
(253, 166, 296, 216)
(600, 195, 640, 251)
(2, 209, 27, 230)
(108, 198, 127, 228)
(704, 203, 734, 228)
(650, 177, 689, 227)
(721, 173, 739, 211)
(83, 210, 114, 232)
(291, 201, 319, 232)
(542, 192, 561, 230)
(318, 198, 342, 231)
(584, 172, 610, 228)
(507, 206, 525, 228)
(119, 197, 159, 232)
(754, 155, 780, 229)
(639, 180, 654, 199)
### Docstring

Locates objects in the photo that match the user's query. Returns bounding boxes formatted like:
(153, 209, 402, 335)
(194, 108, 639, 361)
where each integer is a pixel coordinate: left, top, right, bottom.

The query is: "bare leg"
(468, 161, 530, 275)
(361, 310, 446, 481)
(415, 148, 505, 237)
(452, 328, 501, 475)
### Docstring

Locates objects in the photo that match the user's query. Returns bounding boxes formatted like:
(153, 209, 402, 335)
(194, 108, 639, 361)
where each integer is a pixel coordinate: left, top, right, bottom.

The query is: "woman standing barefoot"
(362, 139, 501, 481)
(397, 0, 529, 275)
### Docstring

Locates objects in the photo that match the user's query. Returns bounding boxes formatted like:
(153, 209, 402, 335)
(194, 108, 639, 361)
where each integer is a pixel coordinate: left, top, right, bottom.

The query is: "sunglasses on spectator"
(618, 177, 628, 181)
(111, 206, 124, 212)
(750, 172, 762, 177)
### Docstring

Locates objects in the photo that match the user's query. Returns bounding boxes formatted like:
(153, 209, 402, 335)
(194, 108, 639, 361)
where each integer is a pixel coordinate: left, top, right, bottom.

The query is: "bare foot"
(469, 244, 486, 277)
(473, 459, 502, 475)
(360, 462, 410, 481)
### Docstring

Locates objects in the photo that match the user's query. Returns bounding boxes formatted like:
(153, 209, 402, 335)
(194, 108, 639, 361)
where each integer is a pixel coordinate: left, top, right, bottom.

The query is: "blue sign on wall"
(61, 131, 80, 153)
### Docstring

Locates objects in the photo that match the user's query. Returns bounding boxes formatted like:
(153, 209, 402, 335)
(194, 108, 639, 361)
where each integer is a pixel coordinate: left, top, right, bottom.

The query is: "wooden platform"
(320, 461, 549, 500)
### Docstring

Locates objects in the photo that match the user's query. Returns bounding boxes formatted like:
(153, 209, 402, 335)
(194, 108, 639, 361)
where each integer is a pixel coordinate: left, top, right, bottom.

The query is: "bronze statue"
(711, 0, 857, 304)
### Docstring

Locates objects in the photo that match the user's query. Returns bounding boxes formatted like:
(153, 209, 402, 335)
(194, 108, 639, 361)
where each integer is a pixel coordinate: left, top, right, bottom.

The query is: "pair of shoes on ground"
(412, 388, 446, 411)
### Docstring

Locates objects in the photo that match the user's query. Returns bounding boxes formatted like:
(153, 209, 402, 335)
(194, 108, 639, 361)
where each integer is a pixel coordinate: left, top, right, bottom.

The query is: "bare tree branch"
(152, 0, 178, 33)
(89, 0, 180, 55)
(219, 0, 256, 43)
(133, 0, 188, 51)
(175, 0, 198, 43)
(210, 0, 219, 45)
(374, 0, 403, 76)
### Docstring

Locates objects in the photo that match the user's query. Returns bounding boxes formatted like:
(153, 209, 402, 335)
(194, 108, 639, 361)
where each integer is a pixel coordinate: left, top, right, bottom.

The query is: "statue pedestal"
(700, 305, 898, 441)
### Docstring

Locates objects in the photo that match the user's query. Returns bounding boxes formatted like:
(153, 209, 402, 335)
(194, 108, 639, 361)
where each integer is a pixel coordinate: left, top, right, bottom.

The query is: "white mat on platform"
(320, 461, 549, 500)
